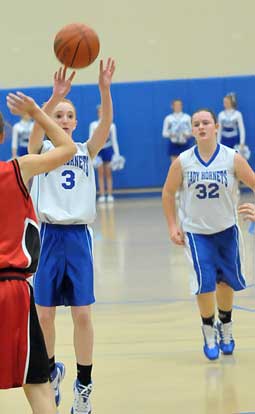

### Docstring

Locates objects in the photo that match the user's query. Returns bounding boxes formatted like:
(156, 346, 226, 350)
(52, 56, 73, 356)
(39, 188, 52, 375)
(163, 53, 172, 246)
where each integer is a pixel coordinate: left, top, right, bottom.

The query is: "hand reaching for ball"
(98, 58, 116, 92)
(53, 66, 76, 100)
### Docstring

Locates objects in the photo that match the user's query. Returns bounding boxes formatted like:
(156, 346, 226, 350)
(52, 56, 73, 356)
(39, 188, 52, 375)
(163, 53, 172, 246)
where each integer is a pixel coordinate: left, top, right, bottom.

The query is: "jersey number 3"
(62, 170, 76, 189)
(195, 183, 219, 199)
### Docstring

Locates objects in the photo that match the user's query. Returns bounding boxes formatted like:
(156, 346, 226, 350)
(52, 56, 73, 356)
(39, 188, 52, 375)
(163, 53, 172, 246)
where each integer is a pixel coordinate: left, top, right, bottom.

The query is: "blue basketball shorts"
(185, 225, 246, 295)
(98, 146, 114, 162)
(34, 223, 95, 307)
(167, 141, 191, 156)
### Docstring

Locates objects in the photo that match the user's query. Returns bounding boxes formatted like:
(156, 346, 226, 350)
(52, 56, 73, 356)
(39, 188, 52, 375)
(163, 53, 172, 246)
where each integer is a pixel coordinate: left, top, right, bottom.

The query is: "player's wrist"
(27, 104, 41, 118)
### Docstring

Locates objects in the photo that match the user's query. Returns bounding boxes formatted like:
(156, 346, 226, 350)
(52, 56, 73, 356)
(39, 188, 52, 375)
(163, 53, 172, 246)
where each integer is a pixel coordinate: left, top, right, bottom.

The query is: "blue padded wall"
(0, 74, 254, 189)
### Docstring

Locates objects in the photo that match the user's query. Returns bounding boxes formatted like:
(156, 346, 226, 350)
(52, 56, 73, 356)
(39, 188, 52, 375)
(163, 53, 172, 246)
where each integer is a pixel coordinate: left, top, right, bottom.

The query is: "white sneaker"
(217, 321, 235, 355)
(97, 195, 106, 203)
(71, 380, 92, 414)
(202, 325, 219, 360)
(50, 362, 66, 407)
(107, 194, 114, 203)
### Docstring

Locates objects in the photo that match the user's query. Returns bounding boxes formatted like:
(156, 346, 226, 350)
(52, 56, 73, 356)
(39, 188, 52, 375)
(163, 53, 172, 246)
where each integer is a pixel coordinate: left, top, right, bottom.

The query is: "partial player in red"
(0, 92, 76, 414)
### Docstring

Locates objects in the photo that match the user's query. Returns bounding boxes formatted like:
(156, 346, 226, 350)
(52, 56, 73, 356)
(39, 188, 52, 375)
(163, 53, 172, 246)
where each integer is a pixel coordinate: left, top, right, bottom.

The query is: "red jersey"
(0, 159, 40, 278)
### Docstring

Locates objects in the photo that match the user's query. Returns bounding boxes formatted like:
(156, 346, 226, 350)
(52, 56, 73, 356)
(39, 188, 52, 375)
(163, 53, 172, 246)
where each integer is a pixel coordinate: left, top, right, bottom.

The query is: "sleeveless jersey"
(31, 141, 96, 224)
(179, 144, 238, 234)
(0, 159, 40, 277)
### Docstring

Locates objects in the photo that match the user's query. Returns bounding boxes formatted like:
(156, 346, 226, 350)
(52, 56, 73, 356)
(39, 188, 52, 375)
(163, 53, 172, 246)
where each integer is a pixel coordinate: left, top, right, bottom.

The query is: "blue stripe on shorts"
(186, 225, 246, 295)
(34, 223, 95, 306)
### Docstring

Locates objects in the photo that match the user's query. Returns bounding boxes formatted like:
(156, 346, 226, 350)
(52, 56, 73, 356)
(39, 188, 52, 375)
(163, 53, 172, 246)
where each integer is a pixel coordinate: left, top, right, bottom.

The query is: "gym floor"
(1, 195, 255, 414)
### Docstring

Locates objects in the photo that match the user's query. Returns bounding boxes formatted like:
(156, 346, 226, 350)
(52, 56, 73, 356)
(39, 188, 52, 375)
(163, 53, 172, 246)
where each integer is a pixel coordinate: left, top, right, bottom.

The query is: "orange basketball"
(54, 23, 100, 69)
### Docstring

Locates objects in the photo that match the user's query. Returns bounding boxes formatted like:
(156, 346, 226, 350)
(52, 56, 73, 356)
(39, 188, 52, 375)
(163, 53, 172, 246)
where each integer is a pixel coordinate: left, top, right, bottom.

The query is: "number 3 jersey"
(31, 141, 96, 224)
(179, 144, 238, 234)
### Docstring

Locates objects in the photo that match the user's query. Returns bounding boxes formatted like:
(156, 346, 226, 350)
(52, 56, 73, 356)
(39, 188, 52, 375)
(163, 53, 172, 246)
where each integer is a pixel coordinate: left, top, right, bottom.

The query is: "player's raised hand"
(6, 92, 39, 117)
(99, 58, 115, 91)
(53, 66, 76, 99)
(169, 225, 185, 246)
(238, 203, 255, 222)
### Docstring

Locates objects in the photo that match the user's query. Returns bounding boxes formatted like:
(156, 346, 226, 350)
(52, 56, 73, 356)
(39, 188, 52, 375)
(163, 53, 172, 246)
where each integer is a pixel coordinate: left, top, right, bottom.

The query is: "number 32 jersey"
(179, 144, 238, 234)
(31, 141, 96, 224)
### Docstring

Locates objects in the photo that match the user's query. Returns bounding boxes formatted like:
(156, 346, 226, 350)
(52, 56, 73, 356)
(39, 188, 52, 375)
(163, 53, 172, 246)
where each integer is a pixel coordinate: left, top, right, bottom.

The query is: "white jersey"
(12, 119, 34, 149)
(89, 121, 119, 155)
(162, 112, 192, 144)
(217, 109, 245, 145)
(31, 141, 96, 225)
(179, 144, 238, 234)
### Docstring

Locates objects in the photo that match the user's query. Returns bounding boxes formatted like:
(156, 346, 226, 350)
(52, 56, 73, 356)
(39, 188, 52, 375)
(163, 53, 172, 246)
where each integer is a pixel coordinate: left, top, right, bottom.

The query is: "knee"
(72, 309, 92, 329)
(218, 282, 229, 289)
(37, 308, 55, 328)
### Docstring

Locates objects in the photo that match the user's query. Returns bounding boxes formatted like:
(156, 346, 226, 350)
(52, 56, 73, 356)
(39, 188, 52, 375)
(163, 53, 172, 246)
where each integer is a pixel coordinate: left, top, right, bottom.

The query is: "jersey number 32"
(195, 183, 219, 199)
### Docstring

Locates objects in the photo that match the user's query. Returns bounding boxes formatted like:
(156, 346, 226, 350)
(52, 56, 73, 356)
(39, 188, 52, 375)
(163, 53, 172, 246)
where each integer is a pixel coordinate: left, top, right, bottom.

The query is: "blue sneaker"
(50, 362, 66, 407)
(71, 379, 93, 414)
(217, 321, 235, 355)
(202, 324, 220, 361)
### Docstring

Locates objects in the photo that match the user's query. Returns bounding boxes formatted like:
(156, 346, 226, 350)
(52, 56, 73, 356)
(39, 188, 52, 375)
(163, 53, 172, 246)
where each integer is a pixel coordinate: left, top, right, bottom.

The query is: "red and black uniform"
(0, 159, 49, 389)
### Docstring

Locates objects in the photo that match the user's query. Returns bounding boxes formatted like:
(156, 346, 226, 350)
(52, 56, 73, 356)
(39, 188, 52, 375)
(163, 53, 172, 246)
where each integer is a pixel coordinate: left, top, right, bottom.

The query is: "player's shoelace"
(203, 325, 217, 349)
(219, 322, 233, 344)
(74, 383, 92, 412)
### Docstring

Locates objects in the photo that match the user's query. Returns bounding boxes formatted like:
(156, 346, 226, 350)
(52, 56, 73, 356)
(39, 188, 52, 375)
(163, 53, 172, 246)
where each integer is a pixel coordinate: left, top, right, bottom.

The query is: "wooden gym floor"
(1, 195, 255, 414)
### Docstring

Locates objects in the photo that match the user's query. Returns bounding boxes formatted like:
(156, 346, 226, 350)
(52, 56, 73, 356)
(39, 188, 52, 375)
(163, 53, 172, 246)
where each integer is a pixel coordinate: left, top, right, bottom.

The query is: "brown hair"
(172, 99, 183, 105)
(191, 108, 217, 124)
(225, 92, 237, 109)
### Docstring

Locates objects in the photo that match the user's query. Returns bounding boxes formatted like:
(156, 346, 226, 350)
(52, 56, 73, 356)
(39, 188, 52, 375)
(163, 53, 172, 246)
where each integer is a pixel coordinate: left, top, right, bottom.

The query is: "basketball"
(54, 23, 100, 69)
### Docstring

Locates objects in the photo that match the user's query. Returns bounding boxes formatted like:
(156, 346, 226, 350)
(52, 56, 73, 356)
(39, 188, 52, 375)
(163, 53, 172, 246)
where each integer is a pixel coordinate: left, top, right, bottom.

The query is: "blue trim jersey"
(31, 141, 96, 225)
(162, 112, 192, 144)
(179, 144, 238, 234)
(12, 120, 34, 153)
(217, 109, 245, 145)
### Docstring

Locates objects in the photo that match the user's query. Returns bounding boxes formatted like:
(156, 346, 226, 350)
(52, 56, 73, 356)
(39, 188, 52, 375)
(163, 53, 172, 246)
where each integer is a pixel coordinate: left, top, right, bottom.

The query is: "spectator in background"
(12, 114, 34, 158)
(217, 93, 245, 149)
(162, 99, 192, 164)
(89, 105, 120, 204)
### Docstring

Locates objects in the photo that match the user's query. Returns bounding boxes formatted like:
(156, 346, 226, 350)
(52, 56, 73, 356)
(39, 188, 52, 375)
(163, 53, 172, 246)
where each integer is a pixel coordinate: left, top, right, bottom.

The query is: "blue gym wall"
(0, 75, 254, 190)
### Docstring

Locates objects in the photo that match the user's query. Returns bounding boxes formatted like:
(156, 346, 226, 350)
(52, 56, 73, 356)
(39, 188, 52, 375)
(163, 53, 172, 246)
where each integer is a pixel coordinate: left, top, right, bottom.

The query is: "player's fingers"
(238, 205, 255, 214)
(110, 60, 116, 75)
(68, 70, 76, 82)
(243, 214, 255, 221)
(106, 57, 112, 71)
(6, 102, 20, 114)
(57, 66, 62, 80)
(63, 66, 67, 79)
(239, 203, 254, 210)
(16, 91, 27, 100)
(99, 59, 103, 72)
(7, 94, 23, 104)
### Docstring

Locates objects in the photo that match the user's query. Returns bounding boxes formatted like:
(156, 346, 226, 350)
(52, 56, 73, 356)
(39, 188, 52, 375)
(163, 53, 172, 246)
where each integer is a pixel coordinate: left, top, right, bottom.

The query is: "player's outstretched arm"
(28, 66, 76, 154)
(7, 92, 76, 184)
(87, 58, 115, 159)
(162, 158, 184, 246)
